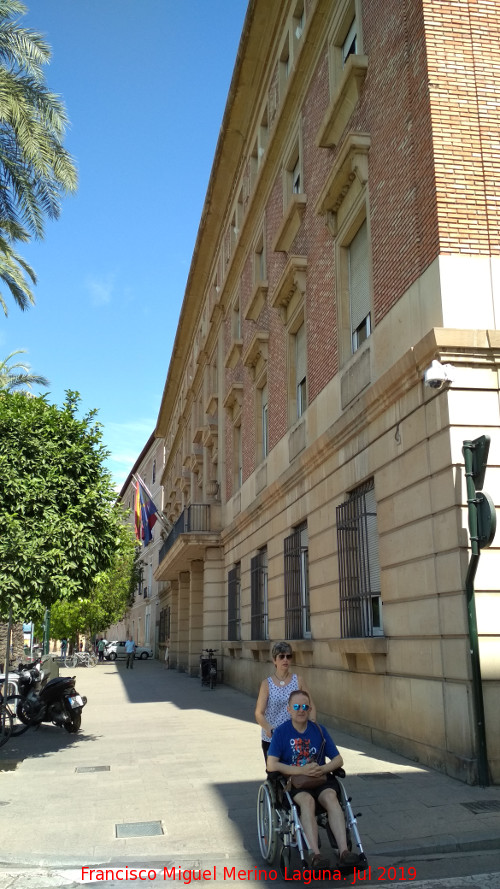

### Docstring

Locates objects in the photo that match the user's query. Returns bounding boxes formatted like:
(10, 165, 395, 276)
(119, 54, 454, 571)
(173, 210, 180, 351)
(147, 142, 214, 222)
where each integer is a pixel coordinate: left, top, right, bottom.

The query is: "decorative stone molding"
(243, 331, 269, 379)
(224, 338, 244, 369)
(316, 55, 369, 149)
(331, 637, 388, 673)
(315, 132, 371, 228)
(272, 193, 307, 253)
(271, 255, 307, 322)
(205, 393, 218, 416)
(245, 281, 269, 321)
(223, 383, 244, 413)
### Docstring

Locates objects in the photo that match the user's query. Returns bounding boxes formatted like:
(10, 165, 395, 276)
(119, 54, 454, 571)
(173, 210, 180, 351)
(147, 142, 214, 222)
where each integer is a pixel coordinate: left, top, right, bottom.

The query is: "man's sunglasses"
(292, 703, 310, 711)
(277, 653, 292, 660)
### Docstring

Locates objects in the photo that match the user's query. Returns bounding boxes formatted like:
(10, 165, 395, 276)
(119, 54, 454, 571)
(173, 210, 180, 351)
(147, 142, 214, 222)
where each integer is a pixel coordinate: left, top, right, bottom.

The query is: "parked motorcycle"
(7, 662, 87, 733)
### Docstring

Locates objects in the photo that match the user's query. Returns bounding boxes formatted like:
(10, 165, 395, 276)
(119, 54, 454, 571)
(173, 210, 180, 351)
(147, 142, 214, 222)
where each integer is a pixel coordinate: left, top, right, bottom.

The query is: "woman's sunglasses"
(277, 653, 292, 660)
(292, 703, 310, 711)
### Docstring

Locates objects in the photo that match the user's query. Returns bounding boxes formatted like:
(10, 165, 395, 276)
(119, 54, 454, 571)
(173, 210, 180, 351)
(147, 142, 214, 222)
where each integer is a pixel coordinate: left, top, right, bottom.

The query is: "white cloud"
(86, 273, 116, 306)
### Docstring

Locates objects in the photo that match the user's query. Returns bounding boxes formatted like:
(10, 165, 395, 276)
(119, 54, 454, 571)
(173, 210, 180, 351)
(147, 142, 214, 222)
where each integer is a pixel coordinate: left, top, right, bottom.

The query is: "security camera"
(423, 359, 455, 390)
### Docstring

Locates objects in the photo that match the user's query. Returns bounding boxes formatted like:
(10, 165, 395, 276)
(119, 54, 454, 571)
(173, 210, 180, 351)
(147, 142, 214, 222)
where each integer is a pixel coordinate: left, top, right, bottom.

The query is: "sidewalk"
(0, 659, 499, 877)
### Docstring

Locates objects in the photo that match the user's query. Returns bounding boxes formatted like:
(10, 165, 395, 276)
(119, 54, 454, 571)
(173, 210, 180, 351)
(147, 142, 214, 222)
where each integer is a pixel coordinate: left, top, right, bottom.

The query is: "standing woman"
(255, 641, 316, 760)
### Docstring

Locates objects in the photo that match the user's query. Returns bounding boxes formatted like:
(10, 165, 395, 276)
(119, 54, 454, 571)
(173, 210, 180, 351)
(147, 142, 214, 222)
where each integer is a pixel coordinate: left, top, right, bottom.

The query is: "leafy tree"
(49, 523, 140, 642)
(0, 348, 48, 392)
(0, 390, 122, 620)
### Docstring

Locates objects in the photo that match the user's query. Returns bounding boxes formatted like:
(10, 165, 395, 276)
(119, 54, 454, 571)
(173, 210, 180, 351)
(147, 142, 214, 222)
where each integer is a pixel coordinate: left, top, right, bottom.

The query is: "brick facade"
(154, 0, 500, 783)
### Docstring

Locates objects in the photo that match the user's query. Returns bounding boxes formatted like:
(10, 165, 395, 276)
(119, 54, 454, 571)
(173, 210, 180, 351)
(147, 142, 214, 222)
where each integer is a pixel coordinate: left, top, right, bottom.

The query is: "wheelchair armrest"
(333, 767, 346, 778)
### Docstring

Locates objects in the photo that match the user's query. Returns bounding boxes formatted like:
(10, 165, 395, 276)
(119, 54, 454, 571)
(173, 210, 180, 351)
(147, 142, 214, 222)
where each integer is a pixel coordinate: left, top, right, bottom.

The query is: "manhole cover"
(115, 821, 164, 838)
(75, 765, 111, 773)
(358, 772, 400, 780)
(462, 800, 500, 814)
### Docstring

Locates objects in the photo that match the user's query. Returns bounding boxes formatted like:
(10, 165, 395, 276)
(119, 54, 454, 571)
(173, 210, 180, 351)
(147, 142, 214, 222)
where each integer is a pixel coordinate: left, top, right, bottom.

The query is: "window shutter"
(349, 221, 370, 333)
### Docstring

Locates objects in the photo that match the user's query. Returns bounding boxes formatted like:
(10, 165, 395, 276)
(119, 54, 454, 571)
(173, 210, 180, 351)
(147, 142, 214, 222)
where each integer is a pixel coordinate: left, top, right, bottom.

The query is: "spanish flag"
(134, 476, 158, 545)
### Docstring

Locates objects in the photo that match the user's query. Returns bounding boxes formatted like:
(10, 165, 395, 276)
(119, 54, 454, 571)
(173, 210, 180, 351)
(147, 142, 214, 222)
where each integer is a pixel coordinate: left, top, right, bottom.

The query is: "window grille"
(284, 524, 310, 639)
(251, 549, 268, 640)
(337, 480, 382, 637)
(227, 564, 241, 641)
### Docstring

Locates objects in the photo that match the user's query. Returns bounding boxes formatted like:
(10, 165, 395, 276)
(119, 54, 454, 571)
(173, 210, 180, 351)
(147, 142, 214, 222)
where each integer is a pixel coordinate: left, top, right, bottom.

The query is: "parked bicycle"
(67, 651, 97, 668)
(200, 648, 218, 689)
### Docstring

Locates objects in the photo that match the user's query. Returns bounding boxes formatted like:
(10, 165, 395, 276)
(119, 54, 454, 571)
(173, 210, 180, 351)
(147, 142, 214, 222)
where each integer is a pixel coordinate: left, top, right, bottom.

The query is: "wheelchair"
(257, 769, 368, 878)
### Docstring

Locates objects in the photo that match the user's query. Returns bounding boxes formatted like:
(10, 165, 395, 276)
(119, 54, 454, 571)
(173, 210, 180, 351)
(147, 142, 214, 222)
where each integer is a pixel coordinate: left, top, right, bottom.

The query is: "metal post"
(43, 608, 50, 656)
(1, 606, 12, 730)
(463, 440, 490, 786)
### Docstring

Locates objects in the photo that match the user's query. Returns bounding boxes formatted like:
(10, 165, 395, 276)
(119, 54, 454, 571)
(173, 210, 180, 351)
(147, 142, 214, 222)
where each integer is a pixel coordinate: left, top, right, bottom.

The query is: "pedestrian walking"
(164, 638, 170, 670)
(60, 638, 67, 660)
(125, 636, 136, 669)
(98, 638, 106, 663)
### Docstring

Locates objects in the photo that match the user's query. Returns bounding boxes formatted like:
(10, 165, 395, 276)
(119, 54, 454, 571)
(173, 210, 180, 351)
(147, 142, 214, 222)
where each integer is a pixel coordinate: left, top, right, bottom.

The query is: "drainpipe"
(463, 439, 490, 787)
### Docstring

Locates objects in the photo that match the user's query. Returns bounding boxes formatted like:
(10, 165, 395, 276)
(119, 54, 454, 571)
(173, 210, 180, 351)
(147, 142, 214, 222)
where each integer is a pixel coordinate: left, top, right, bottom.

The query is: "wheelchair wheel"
(257, 781, 278, 863)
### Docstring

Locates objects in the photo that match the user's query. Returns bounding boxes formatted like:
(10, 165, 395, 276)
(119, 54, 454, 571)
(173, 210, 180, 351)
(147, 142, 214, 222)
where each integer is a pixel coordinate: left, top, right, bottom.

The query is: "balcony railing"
(158, 504, 211, 565)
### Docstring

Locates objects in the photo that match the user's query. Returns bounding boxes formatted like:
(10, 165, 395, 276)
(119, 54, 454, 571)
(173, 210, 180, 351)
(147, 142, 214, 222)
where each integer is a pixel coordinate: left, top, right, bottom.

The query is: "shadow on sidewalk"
(101, 659, 257, 725)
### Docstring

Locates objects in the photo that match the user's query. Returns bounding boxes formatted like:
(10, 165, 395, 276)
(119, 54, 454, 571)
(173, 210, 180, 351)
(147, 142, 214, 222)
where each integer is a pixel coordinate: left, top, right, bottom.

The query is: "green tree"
(0, 348, 48, 392)
(49, 523, 140, 641)
(0, 390, 121, 620)
(0, 0, 78, 314)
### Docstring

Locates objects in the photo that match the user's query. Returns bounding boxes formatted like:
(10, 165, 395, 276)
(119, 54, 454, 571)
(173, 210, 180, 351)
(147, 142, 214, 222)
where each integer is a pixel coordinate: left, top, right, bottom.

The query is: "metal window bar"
(284, 528, 309, 639)
(336, 481, 380, 638)
(227, 566, 241, 641)
(251, 553, 268, 640)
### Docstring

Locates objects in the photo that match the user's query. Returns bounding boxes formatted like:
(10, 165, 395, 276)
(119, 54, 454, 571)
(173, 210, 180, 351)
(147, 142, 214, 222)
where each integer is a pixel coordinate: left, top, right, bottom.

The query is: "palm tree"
(0, 1, 77, 314)
(0, 223, 36, 314)
(0, 348, 49, 392)
(0, 0, 78, 238)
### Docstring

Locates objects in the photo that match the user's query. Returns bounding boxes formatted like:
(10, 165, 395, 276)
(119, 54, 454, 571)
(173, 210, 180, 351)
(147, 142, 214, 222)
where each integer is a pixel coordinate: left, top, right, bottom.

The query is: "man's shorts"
(290, 775, 341, 802)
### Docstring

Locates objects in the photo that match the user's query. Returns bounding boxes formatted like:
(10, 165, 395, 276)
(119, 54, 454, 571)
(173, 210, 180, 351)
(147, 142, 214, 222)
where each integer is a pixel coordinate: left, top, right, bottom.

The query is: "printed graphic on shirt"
(290, 737, 318, 766)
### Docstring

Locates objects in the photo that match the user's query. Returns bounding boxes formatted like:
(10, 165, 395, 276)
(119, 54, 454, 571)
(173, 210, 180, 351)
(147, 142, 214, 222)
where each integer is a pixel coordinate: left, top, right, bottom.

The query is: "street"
(0, 660, 499, 887)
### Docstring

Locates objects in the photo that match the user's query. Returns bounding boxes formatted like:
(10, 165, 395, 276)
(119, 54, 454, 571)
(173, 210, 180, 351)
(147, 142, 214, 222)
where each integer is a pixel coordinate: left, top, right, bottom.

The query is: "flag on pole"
(134, 480, 142, 540)
(134, 475, 159, 545)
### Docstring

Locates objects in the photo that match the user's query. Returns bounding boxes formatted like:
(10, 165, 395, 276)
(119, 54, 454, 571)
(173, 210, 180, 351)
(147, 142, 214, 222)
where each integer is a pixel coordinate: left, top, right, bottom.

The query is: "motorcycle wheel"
(64, 710, 81, 733)
(6, 695, 30, 735)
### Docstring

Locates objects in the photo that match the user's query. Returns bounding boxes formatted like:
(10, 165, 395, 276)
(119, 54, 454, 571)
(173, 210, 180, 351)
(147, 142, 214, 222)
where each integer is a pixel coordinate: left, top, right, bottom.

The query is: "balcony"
(155, 503, 221, 581)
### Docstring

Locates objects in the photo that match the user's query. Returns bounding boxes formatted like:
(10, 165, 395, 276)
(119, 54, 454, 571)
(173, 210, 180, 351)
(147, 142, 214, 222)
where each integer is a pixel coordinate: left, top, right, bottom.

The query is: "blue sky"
(1, 0, 247, 488)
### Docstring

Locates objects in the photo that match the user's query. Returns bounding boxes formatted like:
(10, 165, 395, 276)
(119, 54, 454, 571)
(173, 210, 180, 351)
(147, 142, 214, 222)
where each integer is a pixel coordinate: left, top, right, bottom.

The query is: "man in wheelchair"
(266, 690, 363, 871)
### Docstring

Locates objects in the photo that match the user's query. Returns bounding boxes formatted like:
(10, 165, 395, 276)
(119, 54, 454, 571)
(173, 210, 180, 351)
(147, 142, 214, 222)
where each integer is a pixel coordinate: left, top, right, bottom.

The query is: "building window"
(348, 219, 371, 353)
(152, 459, 156, 485)
(285, 140, 303, 204)
(336, 479, 382, 638)
(284, 522, 310, 639)
(251, 548, 268, 640)
(234, 422, 242, 490)
(159, 606, 171, 643)
(342, 17, 357, 64)
(279, 34, 290, 94)
(254, 230, 266, 284)
(228, 563, 241, 641)
(293, 0, 305, 43)
(295, 322, 307, 418)
(256, 381, 269, 463)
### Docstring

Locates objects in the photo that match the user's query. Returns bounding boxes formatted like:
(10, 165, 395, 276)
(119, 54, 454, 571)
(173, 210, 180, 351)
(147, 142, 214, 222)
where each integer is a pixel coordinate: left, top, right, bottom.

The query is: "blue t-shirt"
(268, 719, 339, 767)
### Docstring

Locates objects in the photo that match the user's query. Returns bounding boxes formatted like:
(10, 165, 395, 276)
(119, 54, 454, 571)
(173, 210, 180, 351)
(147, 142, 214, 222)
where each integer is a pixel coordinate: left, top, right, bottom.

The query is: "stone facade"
(154, 0, 500, 783)
(107, 433, 165, 655)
